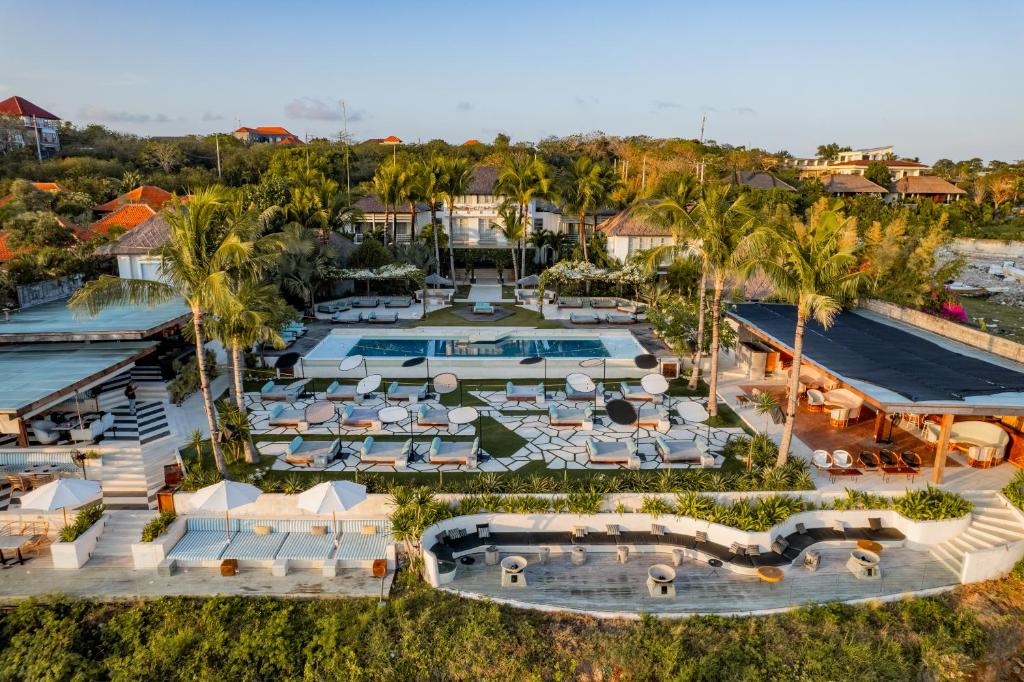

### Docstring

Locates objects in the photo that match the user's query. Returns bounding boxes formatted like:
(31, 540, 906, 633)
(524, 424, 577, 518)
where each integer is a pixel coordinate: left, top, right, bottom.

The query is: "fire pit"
(500, 555, 528, 588)
(646, 563, 677, 598)
(846, 549, 881, 580)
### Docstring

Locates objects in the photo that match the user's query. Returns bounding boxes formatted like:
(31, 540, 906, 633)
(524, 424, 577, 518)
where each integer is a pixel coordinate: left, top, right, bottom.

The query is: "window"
(533, 218, 543, 231)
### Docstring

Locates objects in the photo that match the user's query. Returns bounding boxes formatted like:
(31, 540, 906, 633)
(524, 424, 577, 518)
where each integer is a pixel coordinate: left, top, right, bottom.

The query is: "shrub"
(1002, 469, 1024, 511)
(140, 512, 177, 542)
(894, 486, 973, 521)
(58, 504, 105, 543)
(639, 496, 676, 518)
(167, 349, 219, 405)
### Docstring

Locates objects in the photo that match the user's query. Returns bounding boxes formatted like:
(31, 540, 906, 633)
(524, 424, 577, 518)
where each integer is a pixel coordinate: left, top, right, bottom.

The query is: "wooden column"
(931, 413, 955, 484)
(16, 419, 28, 448)
(873, 410, 886, 442)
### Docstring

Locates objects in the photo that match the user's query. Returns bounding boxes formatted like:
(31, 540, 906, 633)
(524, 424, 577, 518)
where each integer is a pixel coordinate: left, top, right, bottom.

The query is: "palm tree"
(685, 182, 756, 418)
(69, 188, 255, 477)
(275, 223, 337, 315)
(413, 156, 447, 274)
(590, 162, 622, 237)
(285, 174, 360, 244)
(372, 161, 404, 246)
(558, 157, 602, 262)
(495, 200, 524, 282)
(497, 153, 551, 276)
(439, 157, 472, 280)
(741, 199, 864, 464)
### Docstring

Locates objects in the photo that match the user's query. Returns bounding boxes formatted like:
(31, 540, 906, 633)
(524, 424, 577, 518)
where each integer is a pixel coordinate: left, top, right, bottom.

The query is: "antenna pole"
(215, 135, 222, 179)
(699, 113, 707, 145)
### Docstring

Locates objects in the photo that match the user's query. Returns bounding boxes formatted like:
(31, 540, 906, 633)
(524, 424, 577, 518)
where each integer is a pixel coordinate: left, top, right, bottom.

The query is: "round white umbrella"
(19, 478, 101, 526)
(296, 481, 367, 537)
(190, 480, 262, 541)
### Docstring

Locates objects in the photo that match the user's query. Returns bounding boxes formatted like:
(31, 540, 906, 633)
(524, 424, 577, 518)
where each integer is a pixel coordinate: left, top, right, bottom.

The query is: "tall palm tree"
(741, 199, 864, 464)
(497, 153, 551, 276)
(285, 175, 360, 244)
(558, 157, 602, 262)
(439, 157, 472, 280)
(69, 188, 256, 477)
(372, 161, 403, 246)
(685, 182, 756, 417)
(413, 156, 447, 274)
(496, 200, 524, 282)
(589, 162, 622, 237)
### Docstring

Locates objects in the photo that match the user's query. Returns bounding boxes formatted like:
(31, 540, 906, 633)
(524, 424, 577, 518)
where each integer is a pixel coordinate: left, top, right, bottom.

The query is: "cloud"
(652, 100, 680, 110)
(77, 105, 169, 123)
(732, 106, 757, 116)
(284, 97, 345, 120)
(201, 111, 224, 121)
(456, 101, 473, 112)
(573, 95, 599, 107)
(698, 104, 719, 113)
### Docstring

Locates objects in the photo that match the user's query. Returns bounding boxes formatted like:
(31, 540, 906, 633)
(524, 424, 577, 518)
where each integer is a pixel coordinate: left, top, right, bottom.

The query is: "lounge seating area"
(506, 382, 545, 405)
(472, 302, 495, 315)
(267, 404, 305, 428)
(283, 436, 341, 467)
(585, 438, 641, 468)
(428, 436, 479, 466)
(340, 405, 382, 430)
(565, 381, 605, 404)
(260, 380, 307, 402)
(811, 448, 922, 483)
(548, 405, 594, 430)
(165, 517, 393, 573)
(416, 404, 449, 427)
(654, 435, 713, 466)
(324, 381, 363, 402)
(386, 381, 428, 402)
(358, 436, 411, 467)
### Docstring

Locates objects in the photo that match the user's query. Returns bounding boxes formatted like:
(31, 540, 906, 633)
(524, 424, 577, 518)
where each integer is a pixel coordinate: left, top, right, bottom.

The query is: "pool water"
(347, 337, 613, 358)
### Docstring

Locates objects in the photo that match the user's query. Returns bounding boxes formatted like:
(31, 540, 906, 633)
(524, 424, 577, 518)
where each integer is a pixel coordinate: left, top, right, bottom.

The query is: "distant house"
(96, 213, 170, 281)
(819, 174, 888, 196)
(350, 194, 423, 244)
(722, 171, 796, 192)
(94, 185, 176, 213)
(0, 96, 61, 158)
(598, 210, 673, 262)
(0, 182, 66, 208)
(85, 204, 158, 239)
(233, 126, 302, 144)
(893, 175, 967, 204)
(786, 146, 930, 179)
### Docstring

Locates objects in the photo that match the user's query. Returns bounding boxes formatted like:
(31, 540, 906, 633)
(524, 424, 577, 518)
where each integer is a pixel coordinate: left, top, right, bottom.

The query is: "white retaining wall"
(50, 514, 106, 570)
(950, 238, 1024, 260)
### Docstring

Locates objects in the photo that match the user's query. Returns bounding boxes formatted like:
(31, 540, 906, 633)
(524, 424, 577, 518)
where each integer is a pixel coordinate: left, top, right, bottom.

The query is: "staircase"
(89, 510, 157, 567)
(100, 448, 151, 509)
(928, 491, 1024, 579)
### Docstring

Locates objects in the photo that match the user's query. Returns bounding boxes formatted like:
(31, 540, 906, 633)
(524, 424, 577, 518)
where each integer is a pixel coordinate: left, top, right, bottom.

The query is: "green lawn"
(960, 297, 1024, 341)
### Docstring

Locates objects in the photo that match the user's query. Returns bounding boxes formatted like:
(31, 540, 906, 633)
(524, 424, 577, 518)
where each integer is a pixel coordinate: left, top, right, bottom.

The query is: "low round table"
(304, 401, 335, 425)
(857, 539, 884, 554)
(756, 566, 784, 583)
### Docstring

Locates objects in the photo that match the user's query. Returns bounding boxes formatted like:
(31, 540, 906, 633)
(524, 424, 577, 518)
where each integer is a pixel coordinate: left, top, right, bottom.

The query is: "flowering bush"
(922, 286, 967, 323)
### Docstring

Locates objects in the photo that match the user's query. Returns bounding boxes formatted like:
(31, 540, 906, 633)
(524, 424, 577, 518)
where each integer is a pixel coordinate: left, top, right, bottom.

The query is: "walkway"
(467, 284, 503, 303)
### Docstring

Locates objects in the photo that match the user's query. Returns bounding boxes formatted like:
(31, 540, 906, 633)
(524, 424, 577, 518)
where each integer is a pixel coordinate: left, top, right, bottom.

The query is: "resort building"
(94, 185, 176, 214)
(597, 209, 674, 262)
(819, 174, 888, 196)
(893, 175, 967, 204)
(787, 146, 930, 180)
(98, 213, 170, 281)
(350, 194, 424, 244)
(0, 95, 61, 159)
(232, 126, 302, 145)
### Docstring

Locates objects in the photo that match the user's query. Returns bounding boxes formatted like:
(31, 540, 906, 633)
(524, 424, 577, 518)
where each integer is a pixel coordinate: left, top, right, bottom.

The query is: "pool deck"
(443, 545, 958, 617)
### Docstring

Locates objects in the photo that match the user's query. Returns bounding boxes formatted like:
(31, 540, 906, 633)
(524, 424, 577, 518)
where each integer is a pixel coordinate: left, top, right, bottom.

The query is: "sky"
(1, 0, 1022, 163)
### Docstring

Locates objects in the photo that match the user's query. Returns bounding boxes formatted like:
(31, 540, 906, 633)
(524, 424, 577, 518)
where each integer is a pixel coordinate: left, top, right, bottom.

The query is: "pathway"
(467, 284, 503, 303)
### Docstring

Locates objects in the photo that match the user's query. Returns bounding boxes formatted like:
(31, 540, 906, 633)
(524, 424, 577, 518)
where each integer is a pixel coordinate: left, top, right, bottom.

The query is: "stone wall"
(951, 238, 1024, 260)
(861, 299, 1024, 364)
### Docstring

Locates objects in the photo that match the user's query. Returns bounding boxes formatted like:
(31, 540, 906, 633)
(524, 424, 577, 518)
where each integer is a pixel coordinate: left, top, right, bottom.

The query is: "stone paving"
(247, 385, 743, 475)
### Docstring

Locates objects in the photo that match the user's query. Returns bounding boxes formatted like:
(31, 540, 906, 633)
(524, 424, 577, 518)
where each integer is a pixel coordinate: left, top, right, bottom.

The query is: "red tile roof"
(0, 96, 60, 120)
(0, 182, 67, 207)
(832, 159, 928, 168)
(88, 204, 157, 236)
(94, 185, 174, 213)
(0, 232, 26, 262)
(463, 139, 481, 146)
(381, 135, 402, 144)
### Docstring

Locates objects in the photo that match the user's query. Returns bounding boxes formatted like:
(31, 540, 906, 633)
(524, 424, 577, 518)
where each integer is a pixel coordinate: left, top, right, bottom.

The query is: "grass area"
(960, 297, 1024, 341)
(501, 285, 516, 299)
(3, 569, 1020, 680)
(409, 304, 564, 328)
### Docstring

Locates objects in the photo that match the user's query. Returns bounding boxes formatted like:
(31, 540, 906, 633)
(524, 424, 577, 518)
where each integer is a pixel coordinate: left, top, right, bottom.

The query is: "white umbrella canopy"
(296, 481, 367, 515)
(190, 480, 263, 540)
(19, 478, 102, 525)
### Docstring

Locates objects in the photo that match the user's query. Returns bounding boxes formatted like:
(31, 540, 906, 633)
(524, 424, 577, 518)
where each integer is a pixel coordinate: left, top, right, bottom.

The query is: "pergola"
(728, 303, 1024, 483)
(338, 264, 428, 316)
(536, 260, 647, 301)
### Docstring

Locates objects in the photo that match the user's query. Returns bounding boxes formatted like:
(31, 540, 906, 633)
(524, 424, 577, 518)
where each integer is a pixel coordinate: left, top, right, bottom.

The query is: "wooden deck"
(445, 546, 958, 616)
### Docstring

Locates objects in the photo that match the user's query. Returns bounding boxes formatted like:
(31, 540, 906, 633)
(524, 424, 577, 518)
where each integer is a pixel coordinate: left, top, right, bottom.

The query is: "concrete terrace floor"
(0, 552, 393, 601)
(444, 545, 958, 617)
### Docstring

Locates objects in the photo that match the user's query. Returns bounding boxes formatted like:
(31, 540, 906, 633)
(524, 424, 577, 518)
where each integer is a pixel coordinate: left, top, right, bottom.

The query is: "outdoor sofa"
(283, 436, 341, 467)
(359, 436, 411, 467)
(427, 436, 479, 466)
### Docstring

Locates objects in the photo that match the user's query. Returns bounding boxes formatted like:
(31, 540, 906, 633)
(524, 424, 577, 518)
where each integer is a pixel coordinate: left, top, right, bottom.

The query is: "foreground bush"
(0, 575, 991, 681)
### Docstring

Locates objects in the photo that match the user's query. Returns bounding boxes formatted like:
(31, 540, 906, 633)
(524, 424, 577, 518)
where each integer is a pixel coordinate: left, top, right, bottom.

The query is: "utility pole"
(215, 134, 222, 179)
(699, 113, 707, 145)
(342, 100, 351, 202)
(641, 154, 647, 191)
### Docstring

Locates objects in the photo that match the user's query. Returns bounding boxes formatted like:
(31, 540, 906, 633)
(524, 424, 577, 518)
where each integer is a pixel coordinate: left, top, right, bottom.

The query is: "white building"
(787, 146, 930, 179)
(597, 210, 673, 263)
(0, 96, 61, 159)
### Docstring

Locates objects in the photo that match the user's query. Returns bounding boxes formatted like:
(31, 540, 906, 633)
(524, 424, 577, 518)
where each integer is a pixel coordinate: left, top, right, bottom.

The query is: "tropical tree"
(495, 200, 524, 282)
(590, 161, 622, 236)
(439, 157, 472, 279)
(741, 199, 865, 464)
(685, 182, 756, 416)
(284, 173, 360, 244)
(558, 156, 603, 262)
(497, 153, 551, 276)
(275, 223, 341, 312)
(372, 160, 407, 246)
(69, 188, 258, 477)
(412, 156, 447, 274)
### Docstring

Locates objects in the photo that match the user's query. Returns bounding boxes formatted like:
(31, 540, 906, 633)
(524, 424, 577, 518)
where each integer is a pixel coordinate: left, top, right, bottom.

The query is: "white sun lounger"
(428, 436, 479, 466)
(359, 437, 410, 467)
(506, 382, 545, 405)
(548, 404, 593, 430)
(325, 381, 362, 402)
(283, 436, 341, 466)
(654, 435, 713, 466)
(268, 403, 305, 427)
(585, 438, 641, 468)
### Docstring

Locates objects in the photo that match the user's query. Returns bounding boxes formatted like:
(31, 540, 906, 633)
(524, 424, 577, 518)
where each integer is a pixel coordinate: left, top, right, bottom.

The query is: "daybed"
(283, 436, 341, 467)
(654, 435, 713, 465)
(324, 381, 362, 402)
(428, 436, 479, 466)
(506, 382, 545, 404)
(386, 381, 428, 401)
(260, 380, 307, 402)
(548, 404, 593, 430)
(359, 436, 410, 467)
(584, 438, 641, 468)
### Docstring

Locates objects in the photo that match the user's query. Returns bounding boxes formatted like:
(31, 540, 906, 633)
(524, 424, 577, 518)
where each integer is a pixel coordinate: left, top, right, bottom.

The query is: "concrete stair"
(90, 510, 157, 567)
(100, 449, 150, 509)
(928, 491, 1024, 578)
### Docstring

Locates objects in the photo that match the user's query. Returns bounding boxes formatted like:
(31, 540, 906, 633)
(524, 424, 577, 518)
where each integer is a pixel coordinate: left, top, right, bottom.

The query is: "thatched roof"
(820, 174, 887, 194)
(894, 175, 966, 195)
(598, 210, 672, 237)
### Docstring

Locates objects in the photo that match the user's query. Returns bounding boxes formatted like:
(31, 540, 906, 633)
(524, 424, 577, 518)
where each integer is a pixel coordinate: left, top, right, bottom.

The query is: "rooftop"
(722, 171, 797, 192)
(820, 174, 888, 194)
(0, 96, 60, 121)
(95, 213, 170, 256)
(598, 210, 672, 237)
(87, 204, 157, 237)
(0, 297, 189, 343)
(0, 342, 155, 415)
(467, 165, 499, 195)
(94, 185, 175, 213)
(894, 175, 967, 195)
(833, 159, 929, 169)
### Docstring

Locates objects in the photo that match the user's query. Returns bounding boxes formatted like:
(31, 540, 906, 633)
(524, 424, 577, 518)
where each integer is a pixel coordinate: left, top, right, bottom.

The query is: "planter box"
(131, 516, 187, 569)
(50, 514, 106, 570)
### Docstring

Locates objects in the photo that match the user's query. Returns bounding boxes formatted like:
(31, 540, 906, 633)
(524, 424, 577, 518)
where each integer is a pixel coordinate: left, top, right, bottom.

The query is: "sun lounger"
(387, 381, 428, 401)
(275, 524, 339, 562)
(260, 379, 307, 401)
(635, 405, 671, 431)
(222, 525, 288, 562)
(167, 517, 232, 562)
(569, 312, 602, 325)
(324, 381, 362, 402)
(548, 404, 593, 430)
(620, 382, 657, 402)
(359, 436, 410, 467)
(283, 436, 340, 466)
(366, 311, 399, 324)
(352, 297, 380, 308)
(654, 435, 713, 465)
(268, 403, 305, 427)
(558, 297, 584, 309)
(283, 322, 306, 336)
(506, 382, 545, 404)
(565, 381, 605, 404)
(428, 436, 479, 466)
(416, 404, 449, 427)
(385, 296, 413, 308)
(335, 519, 393, 565)
(585, 437, 641, 468)
(317, 301, 351, 315)
(332, 311, 363, 324)
(616, 302, 646, 314)
(590, 297, 617, 309)
(472, 302, 495, 314)
(606, 313, 636, 325)
(341, 405, 382, 430)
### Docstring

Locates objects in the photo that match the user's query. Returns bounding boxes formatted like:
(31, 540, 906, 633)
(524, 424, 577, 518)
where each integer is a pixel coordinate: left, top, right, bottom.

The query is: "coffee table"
(857, 539, 884, 554)
(304, 401, 335, 425)
(756, 566, 784, 583)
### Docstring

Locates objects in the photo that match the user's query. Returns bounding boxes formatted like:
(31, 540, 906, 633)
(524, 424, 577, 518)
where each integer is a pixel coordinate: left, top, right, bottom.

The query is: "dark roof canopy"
(729, 303, 1024, 404)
